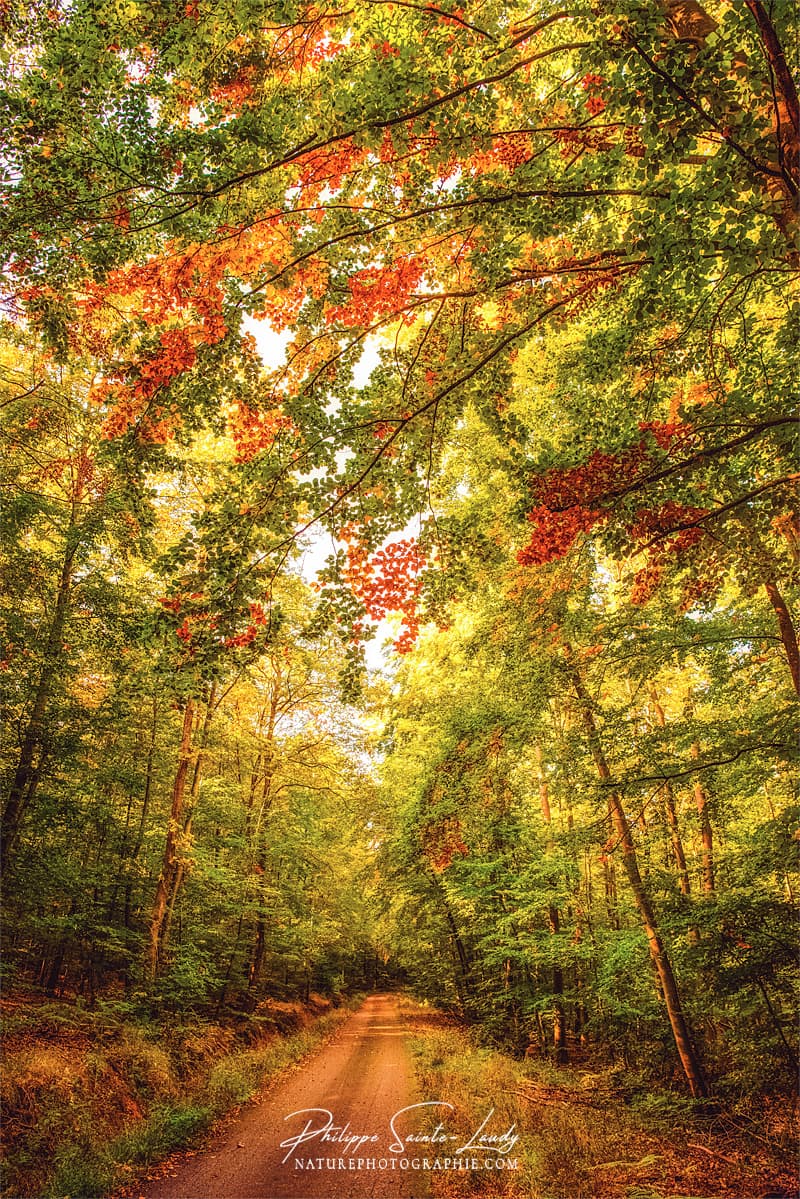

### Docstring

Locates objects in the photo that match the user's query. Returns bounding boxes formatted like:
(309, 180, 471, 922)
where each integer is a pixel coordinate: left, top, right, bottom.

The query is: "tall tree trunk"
(248, 677, 281, 997)
(691, 743, 715, 896)
(44, 898, 77, 996)
(216, 913, 245, 1016)
(535, 745, 568, 1063)
(603, 856, 620, 930)
(649, 688, 691, 896)
(2, 538, 77, 873)
(161, 684, 217, 956)
(735, 508, 799, 691)
(147, 699, 195, 983)
(123, 696, 160, 937)
(763, 580, 800, 696)
(425, 866, 471, 1009)
(754, 976, 799, 1077)
(565, 649, 709, 1099)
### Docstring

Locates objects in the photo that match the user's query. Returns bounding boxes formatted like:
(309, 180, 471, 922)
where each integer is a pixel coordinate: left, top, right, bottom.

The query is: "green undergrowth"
(409, 1024, 797, 1199)
(1, 995, 360, 1199)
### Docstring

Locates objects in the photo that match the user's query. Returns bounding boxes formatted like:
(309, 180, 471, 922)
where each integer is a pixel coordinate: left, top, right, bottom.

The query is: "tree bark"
(2, 538, 77, 873)
(566, 648, 709, 1098)
(649, 688, 691, 896)
(248, 677, 281, 996)
(603, 855, 620, 930)
(763, 579, 800, 696)
(161, 684, 217, 956)
(424, 866, 471, 1009)
(744, 0, 799, 190)
(147, 699, 195, 983)
(123, 696, 160, 937)
(534, 745, 568, 1063)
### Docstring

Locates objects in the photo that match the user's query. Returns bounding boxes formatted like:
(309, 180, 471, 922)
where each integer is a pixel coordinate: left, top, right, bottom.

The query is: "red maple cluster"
(516, 422, 709, 601)
(222, 601, 269, 648)
(210, 67, 256, 112)
(581, 73, 606, 115)
(628, 501, 710, 605)
(76, 211, 330, 441)
(294, 138, 368, 193)
(517, 504, 603, 566)
(638, 420, 696, 452)
(227, 400, 298, 462)
(342, 531, 426, 653)
(468, 131, 533, 174)
(328, 255, 428, 328)
(158, 594, 269, 651)
(629, 500, 708, 550)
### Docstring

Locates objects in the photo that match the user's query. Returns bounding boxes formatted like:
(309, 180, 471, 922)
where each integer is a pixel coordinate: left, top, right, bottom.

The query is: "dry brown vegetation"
(0, 992, 353, 1198)
(409, 1021, 799, 1199)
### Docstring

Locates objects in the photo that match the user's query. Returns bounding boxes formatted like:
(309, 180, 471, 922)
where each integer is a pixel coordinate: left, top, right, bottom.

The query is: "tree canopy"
(1, 0, 797, 1113)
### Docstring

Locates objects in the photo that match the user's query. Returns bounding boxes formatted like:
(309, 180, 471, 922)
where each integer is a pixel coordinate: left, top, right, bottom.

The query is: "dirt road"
(137, 994, 430, 1199)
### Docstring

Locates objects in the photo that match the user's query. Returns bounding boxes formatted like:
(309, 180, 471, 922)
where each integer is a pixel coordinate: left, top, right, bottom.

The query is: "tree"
(1, 0, 796, 1104)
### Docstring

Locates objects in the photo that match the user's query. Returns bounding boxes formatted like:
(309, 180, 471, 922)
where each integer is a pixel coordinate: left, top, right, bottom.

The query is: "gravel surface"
(137, 994, 430, 1199)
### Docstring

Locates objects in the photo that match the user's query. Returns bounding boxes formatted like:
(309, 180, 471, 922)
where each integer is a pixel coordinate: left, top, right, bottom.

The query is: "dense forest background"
(1, 0, 798, 1192)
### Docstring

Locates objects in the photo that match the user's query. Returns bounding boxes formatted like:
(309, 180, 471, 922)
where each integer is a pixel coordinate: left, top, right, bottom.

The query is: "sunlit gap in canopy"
(244, 315, 382, 398)
(247, 315, 400, 674)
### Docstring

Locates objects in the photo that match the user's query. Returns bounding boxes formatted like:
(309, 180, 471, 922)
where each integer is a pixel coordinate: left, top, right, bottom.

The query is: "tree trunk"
(744, 0, 799, 194)
(535, 745, 568, 1063)
(691, 743, 715, 896)
(161, 684, 217, 956)
(215, 913, 245, 1016)
(603, 855, 620, 930)
(566, 648, 709, 1099)
(123, 696, 160, 939)
(649, 688, 691, 895)
(248, 678, 281, 997)
(2, 539, 77, 872)
(44, 897, 77, 996)
(425, 866, 471, 1008)
(147, 699, 195, 983)
(763, 579, 800, 696)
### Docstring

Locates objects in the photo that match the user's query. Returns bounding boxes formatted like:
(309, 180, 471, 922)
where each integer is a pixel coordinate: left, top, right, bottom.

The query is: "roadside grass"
(408, 1023, 798, 1199)
(1, 999, 357, 1199)
(408, 1028, 537, 1199)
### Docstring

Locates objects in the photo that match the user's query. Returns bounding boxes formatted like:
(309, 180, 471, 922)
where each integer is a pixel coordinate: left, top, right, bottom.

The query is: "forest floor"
(407, 1014, 798, 1199)
(1, 991, 797, 1199)
(0, 987, 358, 1199)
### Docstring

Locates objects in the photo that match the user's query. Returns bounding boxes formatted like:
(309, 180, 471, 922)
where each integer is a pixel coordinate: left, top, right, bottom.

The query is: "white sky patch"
(246, 320, 406, 676)
(352, 338, 381, 387)
(247, 315, 381, 391)
(246, 316, 292, 369)
(436, 165, 462, 192)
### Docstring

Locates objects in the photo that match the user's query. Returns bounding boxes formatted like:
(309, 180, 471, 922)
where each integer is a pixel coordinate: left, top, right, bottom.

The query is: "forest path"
(136, 994, 430, 1199)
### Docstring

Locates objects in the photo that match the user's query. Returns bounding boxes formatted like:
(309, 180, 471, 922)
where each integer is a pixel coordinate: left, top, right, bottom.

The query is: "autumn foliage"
(1, 5, 798, 1191)
(516, 422, 713, 602)
(341, 529, 426, 653)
